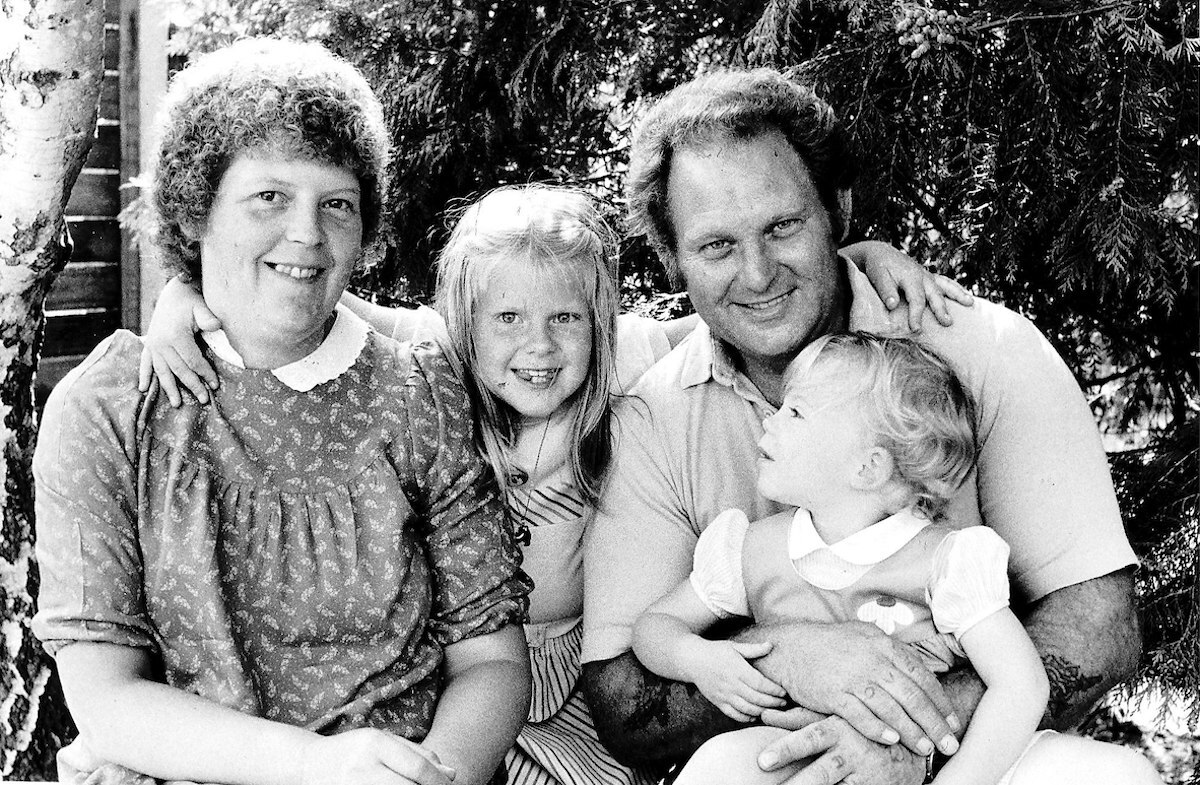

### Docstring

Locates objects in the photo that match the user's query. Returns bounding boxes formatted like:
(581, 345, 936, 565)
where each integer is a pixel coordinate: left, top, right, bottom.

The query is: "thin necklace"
(508, 416, 553, 546)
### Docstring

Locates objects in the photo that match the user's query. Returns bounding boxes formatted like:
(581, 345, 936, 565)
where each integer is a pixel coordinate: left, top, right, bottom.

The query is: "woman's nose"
(286, 204, 324, 246)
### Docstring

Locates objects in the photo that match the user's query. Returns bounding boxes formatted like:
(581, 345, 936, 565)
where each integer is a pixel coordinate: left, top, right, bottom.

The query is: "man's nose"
(739, 239, 776, 291)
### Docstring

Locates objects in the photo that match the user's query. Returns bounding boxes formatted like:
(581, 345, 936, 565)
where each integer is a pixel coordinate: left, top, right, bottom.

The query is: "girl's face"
(756, 379, 873, 510)
(473, 259, 593, 425)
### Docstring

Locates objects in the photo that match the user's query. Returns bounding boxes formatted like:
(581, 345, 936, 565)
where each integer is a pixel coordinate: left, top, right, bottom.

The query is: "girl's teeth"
(515, 369, 558, 385)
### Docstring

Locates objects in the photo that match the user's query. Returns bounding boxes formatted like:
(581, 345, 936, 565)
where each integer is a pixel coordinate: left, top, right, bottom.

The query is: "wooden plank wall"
(38, 3, 128, 407)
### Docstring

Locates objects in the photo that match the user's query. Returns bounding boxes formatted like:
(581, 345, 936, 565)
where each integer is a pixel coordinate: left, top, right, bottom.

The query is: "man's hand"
(744, 621, 960, 756)
(757, 714, 926, 785)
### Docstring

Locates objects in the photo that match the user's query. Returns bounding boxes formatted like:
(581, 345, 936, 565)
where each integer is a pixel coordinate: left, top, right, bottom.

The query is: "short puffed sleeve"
(927, 527, 1012, 638)
(688, 509, 752, 619)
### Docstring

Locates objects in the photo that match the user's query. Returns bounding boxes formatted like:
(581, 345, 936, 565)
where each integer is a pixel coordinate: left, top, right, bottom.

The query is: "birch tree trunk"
(0, 0, 105, 775)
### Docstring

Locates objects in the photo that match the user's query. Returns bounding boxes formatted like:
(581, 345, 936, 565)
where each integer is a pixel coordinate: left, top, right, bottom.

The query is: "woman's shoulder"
(44, 331, 145, 413)
(360, 330, 470, 408)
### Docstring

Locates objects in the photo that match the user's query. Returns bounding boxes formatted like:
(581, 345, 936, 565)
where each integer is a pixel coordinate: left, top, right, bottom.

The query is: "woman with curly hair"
(32, 38, 531, 785)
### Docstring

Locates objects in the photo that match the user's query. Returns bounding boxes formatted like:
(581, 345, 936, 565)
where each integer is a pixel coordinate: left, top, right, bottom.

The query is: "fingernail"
(917, 738, 934, 755)
(886, 296, 899, 308)
(882, 729, 899, 744)
(758, 750, 779, 770)
(947, 714, 961, 732)
(940, 735, 959, 754)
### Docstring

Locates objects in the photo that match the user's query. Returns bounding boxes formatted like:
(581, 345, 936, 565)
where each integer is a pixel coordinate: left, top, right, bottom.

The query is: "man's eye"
(770, 219, 800, 238)
(256, 191, 281, 203)
(700, 239, 732, 256)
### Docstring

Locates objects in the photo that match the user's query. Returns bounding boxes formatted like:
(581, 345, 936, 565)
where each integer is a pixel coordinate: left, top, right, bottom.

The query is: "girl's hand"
(685, 640, 788, 723)
(846, 240, 974, 331)
(138, 277, 222, 407)
(300, 729, 456, 785)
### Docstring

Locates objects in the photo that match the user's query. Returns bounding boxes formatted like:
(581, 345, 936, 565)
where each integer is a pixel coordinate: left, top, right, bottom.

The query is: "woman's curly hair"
(151, 38, 391, 280)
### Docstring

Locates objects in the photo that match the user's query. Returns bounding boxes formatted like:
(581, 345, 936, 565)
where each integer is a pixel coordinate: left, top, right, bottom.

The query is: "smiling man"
(581, 69, 1139, 784)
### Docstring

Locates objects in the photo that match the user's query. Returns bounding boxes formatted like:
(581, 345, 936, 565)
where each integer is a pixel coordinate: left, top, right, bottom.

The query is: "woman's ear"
(851, 445, 894, 491)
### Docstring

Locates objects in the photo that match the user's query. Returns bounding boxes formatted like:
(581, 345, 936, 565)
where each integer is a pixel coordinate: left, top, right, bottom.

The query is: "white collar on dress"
(789, 507, 930, 565)
(788, 507, 930, 591)
(201, 303, 370, 391)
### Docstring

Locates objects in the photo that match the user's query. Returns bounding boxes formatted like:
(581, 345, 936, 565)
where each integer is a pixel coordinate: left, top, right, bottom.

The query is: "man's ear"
(835, 189, 853, 243)
(851, 445, 893, 491)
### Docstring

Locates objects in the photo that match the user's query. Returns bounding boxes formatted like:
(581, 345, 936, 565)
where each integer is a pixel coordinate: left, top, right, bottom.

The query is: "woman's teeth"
(269, 263, 321, 280)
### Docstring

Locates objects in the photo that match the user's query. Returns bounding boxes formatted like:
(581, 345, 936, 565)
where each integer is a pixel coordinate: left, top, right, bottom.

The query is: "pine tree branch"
(895, 178, 953, 239)
(972, 1, 1136, 33)
(1082, 359, 1158, 388)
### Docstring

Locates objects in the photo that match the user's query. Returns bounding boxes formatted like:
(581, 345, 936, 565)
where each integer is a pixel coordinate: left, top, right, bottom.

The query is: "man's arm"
(940, 567, 1140, 733)
(581, 652, 743, 769)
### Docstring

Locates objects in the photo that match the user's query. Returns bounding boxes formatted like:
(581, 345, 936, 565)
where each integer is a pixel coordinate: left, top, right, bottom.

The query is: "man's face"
(666, 129, 846, 383)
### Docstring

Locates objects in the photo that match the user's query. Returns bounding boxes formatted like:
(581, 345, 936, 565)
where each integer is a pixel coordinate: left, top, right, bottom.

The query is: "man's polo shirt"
(582, 259, 1135, 663)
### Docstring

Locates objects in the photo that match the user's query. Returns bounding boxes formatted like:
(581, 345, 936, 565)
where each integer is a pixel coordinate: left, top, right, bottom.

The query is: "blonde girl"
(140, 184, 971, 784)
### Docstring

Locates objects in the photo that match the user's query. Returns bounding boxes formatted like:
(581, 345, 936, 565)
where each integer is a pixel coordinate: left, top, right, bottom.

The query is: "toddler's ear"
(851, 446, 895, 491)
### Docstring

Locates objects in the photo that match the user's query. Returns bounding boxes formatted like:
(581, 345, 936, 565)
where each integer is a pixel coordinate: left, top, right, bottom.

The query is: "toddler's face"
(756, 380, 873, 510)
(472, 260, 593, 425)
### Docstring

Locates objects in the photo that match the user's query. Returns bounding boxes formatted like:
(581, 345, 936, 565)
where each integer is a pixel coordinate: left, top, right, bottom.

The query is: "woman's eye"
(324, 198, 358, 213)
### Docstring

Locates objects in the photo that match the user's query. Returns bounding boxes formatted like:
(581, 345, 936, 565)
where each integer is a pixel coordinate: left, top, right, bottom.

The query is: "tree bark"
(0, 0, 105, 776)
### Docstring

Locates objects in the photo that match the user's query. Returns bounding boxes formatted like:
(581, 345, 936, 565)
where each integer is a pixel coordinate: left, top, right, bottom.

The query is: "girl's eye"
(552, 312, 582, 324)
(497, 312, 518, 324)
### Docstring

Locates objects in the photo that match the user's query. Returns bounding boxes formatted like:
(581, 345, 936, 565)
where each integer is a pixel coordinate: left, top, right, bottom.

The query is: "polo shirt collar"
(202, 303, 369, 391)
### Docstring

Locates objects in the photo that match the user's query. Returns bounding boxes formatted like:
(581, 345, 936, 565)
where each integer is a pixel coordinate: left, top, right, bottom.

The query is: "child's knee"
(673, 727, 793, 785)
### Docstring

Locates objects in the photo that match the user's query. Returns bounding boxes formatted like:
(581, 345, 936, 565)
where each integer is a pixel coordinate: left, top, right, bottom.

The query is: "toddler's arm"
(633, 579, 787, 723)
(933, 609, 1048, 785)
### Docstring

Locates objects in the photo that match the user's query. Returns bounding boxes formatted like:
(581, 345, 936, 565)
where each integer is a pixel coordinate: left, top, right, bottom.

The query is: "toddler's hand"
(300, 728, 456, 785)
(685, 640, 788, 722)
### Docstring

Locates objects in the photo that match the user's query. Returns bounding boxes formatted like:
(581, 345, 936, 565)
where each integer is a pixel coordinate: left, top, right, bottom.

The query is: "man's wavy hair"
(626, 68, 857, 288)
(151, 38, 390, 280)
(787, 332, 979, 519)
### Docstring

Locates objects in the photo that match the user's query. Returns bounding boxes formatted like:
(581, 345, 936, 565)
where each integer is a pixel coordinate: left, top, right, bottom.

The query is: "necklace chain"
(508, 417, 553, 546)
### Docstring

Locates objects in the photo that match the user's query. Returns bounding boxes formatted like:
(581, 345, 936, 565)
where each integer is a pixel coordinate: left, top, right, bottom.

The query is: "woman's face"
(195, 151, 363, 364)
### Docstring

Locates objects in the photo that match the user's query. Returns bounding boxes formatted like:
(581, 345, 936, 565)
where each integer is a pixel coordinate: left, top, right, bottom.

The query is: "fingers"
(156, 347, 207, 406)
(757, 715, 845, 773)
(192, 302, 223, 333)
(878, 656, 960, 755)
(730, 639, 774, 660)
(375, 738, 454, 785)
(760, 705, 823, 731)
(936, 274, 974, 306)
(830, 693, 902, 746)
(152, 350, 184, 408)
(876, 271, 902, 311)
(138, 347, 154, 393)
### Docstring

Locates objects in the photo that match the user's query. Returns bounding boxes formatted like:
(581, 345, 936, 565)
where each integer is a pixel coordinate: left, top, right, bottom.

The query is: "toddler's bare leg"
(674, 727, 809, 785)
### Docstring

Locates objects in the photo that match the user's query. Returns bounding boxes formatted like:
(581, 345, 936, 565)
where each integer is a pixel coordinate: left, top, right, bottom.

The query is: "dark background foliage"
(15, 0, 1197, 778)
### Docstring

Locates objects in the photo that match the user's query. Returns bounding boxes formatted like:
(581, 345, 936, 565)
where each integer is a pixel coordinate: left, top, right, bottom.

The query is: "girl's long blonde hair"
(436, 184, 620, 503)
